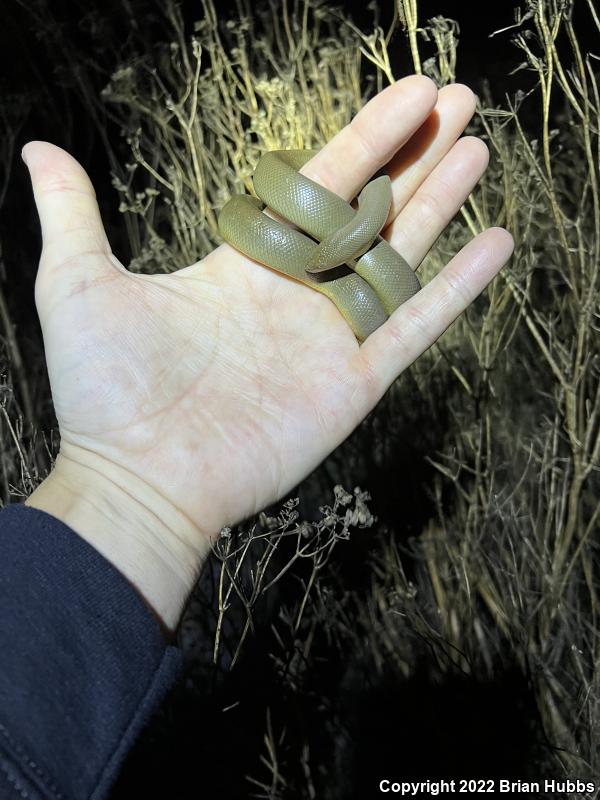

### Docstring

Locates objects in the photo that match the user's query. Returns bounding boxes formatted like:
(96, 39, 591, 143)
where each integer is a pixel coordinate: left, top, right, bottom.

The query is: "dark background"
(0, 1, 566, 797)
(0, 0, 544, 454)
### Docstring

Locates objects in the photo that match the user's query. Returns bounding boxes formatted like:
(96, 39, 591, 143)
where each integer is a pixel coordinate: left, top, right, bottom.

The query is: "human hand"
(23, 75, 514, 630)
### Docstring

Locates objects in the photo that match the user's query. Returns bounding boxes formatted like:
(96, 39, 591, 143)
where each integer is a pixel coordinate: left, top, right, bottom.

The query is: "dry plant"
(5, 0, 599, 792)
(341, 0, 600, 781)
(210, 485, 375, 668)
(100, 0, 397, 271)
(0, 94, 51, 506)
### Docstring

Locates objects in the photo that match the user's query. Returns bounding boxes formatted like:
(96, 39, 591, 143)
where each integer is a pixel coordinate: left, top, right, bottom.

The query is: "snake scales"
(218, 149, 421, 342)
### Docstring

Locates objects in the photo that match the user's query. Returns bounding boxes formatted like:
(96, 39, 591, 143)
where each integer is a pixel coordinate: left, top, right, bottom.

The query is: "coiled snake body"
(218, 150, 421, 342)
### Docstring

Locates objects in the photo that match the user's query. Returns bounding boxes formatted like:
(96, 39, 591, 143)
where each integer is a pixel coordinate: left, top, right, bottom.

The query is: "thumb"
(22, 141, 116, 303)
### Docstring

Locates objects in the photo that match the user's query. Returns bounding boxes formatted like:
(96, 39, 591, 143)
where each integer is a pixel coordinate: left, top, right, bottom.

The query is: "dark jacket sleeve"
(0, 503, 183, 800)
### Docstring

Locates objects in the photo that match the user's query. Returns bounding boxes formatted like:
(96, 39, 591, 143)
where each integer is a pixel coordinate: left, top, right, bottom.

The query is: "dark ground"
(0, 1, 567, 796)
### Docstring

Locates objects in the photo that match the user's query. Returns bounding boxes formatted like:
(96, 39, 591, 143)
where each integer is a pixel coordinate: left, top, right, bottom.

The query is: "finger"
(386, 136, 490, 269)
(356, 227, 515, 394)
(386, 82, 478, 218)
(22, 141, 113, 279)
(300, 74, 438, 200)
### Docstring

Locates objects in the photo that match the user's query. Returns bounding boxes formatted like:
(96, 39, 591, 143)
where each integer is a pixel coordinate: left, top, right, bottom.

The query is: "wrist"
(25, 445, 209, 634)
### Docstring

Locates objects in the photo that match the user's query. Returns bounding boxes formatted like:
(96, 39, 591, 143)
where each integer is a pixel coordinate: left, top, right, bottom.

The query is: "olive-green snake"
(217, 150, 421, 342)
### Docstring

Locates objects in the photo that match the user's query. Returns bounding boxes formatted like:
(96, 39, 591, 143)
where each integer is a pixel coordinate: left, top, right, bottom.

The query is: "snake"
(217, 149, 421, 342)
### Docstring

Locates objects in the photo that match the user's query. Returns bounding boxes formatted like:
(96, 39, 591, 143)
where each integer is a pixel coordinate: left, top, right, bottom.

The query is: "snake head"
(304, 174, 392, 274)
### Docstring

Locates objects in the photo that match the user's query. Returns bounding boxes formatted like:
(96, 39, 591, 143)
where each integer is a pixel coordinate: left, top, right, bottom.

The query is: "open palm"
(25, 76, 513, 558)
